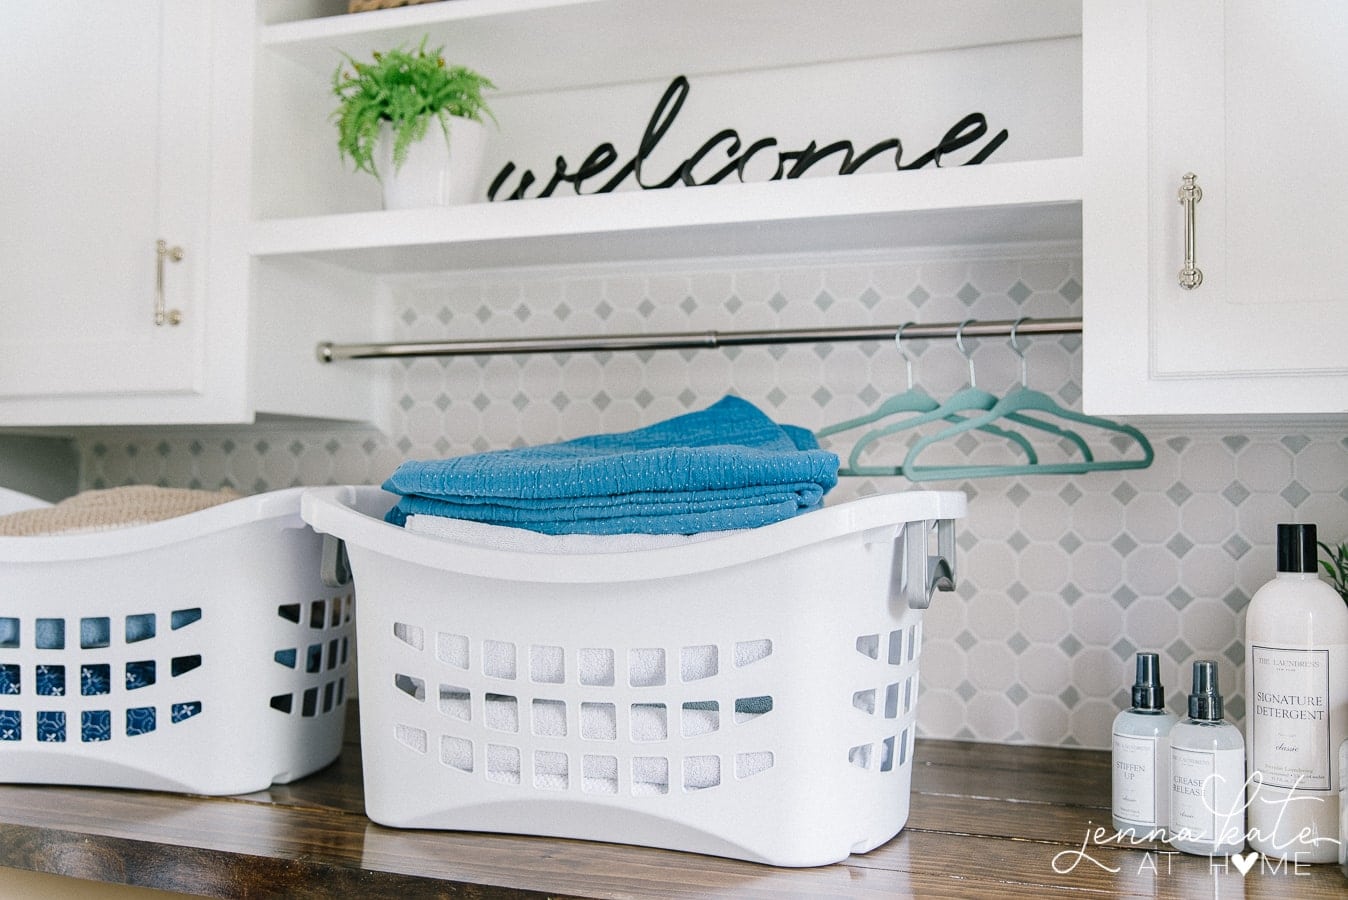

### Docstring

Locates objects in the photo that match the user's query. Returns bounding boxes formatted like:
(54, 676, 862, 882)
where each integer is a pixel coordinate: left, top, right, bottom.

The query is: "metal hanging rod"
(317, 316, 1082, 362)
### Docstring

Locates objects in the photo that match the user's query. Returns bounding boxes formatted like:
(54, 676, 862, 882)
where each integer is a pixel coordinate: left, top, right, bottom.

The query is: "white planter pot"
(376, 116, 489, 209)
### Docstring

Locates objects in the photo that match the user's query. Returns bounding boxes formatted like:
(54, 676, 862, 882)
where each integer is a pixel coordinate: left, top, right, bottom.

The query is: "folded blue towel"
(383, 395, 839, 535)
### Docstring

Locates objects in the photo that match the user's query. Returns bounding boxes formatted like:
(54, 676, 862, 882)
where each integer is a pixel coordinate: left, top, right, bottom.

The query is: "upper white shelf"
(260, 0, 1082, 95)
(249, 156, 1082, 272)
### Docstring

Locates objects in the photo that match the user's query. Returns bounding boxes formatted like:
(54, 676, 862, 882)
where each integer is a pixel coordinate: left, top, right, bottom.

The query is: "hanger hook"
(1009, 316, 1029, 387)
(895, 322, 916, 389)
(955, 318, 976, 387)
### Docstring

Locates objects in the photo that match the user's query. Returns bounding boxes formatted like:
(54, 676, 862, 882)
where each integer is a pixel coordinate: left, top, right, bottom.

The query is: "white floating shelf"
(261, 0, 1082, 95)
(248, 156, 1082, 272)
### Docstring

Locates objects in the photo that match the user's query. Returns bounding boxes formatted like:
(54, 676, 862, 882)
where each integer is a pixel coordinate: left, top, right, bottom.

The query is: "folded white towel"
(631, 756, 669, 795)
(474, 695, 770, 790)
(531, 699, 567, 737)
(534, 749, 568, 790)
(513, 642, 776, 687)
(404, 514, 744, 554)
(684, 754, 720, 790)
(735, 750, 773, 779)
(486, 743, 521, 784)
(483, 696, 741, 742)
(580, 701, 617, 741)
(631, 703, 668, 741)
(484, 693, 519, 732)
(583, 754, 618, 794)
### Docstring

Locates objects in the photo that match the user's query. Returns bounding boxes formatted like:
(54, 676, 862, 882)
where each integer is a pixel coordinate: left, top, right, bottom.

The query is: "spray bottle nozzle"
(1130, 651, 1165, 710)
(1187, 659, 1224, 721)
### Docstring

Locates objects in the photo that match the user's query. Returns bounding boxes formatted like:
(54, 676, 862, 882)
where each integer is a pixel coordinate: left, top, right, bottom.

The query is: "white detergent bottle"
(1112, 651, 1178, 841)
(1245, 522, 1348, 864)
(1169, 660, 1246, 857)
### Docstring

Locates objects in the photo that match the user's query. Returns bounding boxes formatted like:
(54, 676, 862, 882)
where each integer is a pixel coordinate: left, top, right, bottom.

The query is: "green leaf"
(329, 36, 495, 178)
(1319, 539, 1348, 605)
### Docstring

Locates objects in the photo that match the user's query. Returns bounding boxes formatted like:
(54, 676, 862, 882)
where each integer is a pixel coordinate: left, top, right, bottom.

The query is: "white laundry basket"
(0, 487, 353, 795)
(302, 485, 964, 867)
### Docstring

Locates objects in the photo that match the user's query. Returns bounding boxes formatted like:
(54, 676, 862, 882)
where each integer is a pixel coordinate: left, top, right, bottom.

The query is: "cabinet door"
(0, 2, 211, 414)
(1083, 0, 1348, 415)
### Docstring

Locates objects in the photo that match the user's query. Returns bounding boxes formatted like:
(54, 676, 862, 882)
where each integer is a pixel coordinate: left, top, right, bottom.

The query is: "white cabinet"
(0, 2, 212, 421)
(1083, 0, 1348, 416)
(0, 1, 371, 427)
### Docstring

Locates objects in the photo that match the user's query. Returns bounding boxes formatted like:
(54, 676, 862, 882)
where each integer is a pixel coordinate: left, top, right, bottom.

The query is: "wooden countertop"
(1, 704, 1344, 899)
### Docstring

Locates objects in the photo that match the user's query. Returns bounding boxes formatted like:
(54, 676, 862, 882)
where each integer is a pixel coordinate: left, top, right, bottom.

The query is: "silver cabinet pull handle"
(1177, 172, 1203, 290)
(155, 239, 184, 326)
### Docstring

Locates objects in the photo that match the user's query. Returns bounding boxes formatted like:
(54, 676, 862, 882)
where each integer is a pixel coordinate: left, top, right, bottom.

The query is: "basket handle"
(897, 519, 957, 610)
(320, 535, 351, 588)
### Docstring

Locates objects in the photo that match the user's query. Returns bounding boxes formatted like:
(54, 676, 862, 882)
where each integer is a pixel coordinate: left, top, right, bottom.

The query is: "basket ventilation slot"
(80, 617, 111, 649)
(440, 735, 472, 771)
(438, 685, 471, 721)
(393, 622, 424, 651)
(485, 693, 519, 732)
(126, 660, 155, 689)
(532, 698, 566, 737)
(170, 608, 201, 631)
(385, 625, 785, 798)
(681, 701, 719, 736)
(583, 754, 618, 794)
(487, 743, 520, 784)
(81, 664, 111, 696)
(125, 613, 156, 643)
(535, 749, 568, 790)
(395, 673, 425, 701)
(0, 618, 18, 648)
(436, 632, 470, 669)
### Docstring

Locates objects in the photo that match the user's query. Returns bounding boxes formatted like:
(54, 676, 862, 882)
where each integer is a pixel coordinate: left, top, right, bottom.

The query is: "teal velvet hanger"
(841, 319, 1101, 477)
(818, 324, 969, 436)
(900, 319, 1154, 481)
(842, 383, 1029, 476)
(815, 324, 1037, 475)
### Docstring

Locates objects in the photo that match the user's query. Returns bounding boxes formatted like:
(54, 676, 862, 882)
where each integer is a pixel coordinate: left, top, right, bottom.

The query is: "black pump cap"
(1130, 652, 1166, 710)
(1188, 660, 1224, 721)
(1277, 523, 1318, 573)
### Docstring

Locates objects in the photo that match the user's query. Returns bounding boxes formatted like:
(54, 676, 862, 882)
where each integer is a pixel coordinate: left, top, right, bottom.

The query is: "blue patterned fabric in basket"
(82, 710, 111, 742)
(0, 664, 18, 695)
(125, 660, 156, 690)
(36, 665, 64, 697)
(36, 710, 65, 742)
(81, 664, 111, 696)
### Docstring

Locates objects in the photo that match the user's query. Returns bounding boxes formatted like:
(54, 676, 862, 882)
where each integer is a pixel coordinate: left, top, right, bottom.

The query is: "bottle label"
(1171, 746, 1245, 845)
(1250, 643, 1345, 792)
(1112, 731, 1161, 826)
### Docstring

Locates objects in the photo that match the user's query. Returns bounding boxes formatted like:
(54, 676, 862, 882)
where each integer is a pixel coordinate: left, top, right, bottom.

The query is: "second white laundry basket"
(302, 484, 964, 867)
(0, 487, 353, 795)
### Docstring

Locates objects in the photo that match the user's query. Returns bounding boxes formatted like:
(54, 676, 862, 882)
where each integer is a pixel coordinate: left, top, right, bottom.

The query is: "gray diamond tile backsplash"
(75, 251, 1348, 749)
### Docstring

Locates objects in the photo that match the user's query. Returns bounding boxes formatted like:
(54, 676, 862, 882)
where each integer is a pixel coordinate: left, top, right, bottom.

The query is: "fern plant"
(1320, 539, 1348, 605)
(331, 37, 495, 179)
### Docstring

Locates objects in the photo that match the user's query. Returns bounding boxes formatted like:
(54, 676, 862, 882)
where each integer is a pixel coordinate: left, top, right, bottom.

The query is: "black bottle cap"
(1276, 523, 1318, 573)
(1187, 660, 1224, 721)
(1130, 652, 1166, 710)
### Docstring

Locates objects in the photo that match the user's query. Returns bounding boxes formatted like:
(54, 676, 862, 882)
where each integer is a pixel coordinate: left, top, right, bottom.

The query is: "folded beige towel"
(0, 486, 241, 536)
